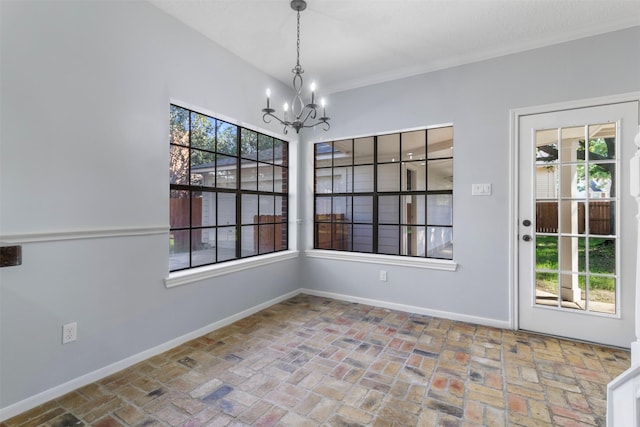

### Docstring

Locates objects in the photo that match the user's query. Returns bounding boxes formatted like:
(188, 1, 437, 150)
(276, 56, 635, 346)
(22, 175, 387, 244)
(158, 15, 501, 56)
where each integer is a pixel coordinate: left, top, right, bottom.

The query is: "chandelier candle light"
(262, 0, 330, 134)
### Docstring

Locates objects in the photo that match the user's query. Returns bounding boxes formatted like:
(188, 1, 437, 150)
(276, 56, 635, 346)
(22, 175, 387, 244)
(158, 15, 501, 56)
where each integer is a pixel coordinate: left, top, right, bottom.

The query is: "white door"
(518, 100, 639, 348)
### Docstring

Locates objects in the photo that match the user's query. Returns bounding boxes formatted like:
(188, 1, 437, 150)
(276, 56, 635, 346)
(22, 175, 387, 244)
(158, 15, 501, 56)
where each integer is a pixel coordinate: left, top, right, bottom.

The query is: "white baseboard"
(0, 290, 300, 421)
(299, 288, 512, 330)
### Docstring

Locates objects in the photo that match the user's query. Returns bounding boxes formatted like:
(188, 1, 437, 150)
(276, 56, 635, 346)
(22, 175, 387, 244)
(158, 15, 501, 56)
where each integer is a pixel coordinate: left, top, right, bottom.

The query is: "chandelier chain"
(296, 10, 301, 68)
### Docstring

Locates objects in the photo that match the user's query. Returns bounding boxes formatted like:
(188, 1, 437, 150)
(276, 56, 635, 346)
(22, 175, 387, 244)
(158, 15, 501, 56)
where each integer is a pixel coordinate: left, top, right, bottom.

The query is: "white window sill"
(304, 249, 457, 271)
(165, 250, 299, 288)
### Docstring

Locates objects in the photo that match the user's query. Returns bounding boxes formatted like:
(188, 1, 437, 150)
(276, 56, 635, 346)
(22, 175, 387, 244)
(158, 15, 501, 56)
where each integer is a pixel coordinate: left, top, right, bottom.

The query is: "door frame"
(509, 92, 640, 332)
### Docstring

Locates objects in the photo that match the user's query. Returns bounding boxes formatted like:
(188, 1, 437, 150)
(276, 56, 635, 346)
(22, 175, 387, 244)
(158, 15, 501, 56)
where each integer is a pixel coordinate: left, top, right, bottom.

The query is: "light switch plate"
(472, 183, 492, 196)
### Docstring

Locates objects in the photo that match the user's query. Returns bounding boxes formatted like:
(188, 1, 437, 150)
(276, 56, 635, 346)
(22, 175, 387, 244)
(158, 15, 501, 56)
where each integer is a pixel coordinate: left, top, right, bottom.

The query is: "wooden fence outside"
(536, 201, 612, 235)
(315, 214, 349, 250)
(253, 215, 285, 254)
(170, 197, 202, 251)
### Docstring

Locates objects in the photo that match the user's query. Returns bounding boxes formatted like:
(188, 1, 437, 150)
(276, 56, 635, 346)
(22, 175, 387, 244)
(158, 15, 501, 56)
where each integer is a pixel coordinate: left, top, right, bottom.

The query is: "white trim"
(165, 250, 299, 288)
(305, 249, 457, 271)
(0, 290, 301, 422)
(509, 91, 640, 332)
(606, 363, 640, 426)
(0, 226, 167, 244)
(300, 288, 510, 330)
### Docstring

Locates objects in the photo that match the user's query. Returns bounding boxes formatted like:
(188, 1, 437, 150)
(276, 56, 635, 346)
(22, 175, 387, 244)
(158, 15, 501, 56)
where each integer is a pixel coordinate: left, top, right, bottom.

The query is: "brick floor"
(2, 295, 630, 426)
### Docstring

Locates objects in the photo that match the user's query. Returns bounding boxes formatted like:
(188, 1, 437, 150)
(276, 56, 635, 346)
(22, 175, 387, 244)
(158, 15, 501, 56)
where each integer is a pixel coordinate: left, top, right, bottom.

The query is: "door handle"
(522, 235, 532, 242)
(522, 219, 531, 227)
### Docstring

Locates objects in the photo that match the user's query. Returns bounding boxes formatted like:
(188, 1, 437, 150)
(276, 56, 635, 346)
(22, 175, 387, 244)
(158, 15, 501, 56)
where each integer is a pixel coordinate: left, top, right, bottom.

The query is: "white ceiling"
(149, 0, 640, 94)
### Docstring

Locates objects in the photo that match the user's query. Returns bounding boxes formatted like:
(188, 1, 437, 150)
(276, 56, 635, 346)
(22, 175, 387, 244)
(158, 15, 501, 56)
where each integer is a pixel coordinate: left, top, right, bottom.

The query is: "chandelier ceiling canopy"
(261, 0, 330, 135)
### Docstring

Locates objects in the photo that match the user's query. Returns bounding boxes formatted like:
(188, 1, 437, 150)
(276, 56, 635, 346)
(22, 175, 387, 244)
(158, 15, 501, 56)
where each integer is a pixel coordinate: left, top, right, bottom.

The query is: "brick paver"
(1, 295, 629, 426)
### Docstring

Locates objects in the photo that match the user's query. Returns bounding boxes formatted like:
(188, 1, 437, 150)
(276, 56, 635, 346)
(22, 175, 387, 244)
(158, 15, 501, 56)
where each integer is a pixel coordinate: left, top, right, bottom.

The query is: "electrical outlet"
(62, 322, 77, 344)
(380, 270, 388, 282)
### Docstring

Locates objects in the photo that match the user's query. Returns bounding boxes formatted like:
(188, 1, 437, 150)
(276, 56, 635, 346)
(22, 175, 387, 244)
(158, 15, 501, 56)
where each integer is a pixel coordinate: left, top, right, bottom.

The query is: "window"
(314, 126, 453, 259)
(170, 105, 288, 272)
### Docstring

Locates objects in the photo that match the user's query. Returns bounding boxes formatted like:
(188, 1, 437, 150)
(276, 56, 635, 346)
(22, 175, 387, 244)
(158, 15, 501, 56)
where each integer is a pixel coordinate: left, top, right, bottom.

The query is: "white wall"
(300, 26, 640, 324)
(0, 0, 298, 414)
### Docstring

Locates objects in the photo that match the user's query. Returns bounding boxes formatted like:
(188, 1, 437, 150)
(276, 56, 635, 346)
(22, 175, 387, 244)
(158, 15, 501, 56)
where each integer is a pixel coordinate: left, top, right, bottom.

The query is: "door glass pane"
(536, 272, 559, 307)
(535, 129, 558, 163)
(536, 164, 558, 199)
(588, 123, 616, 161)
(535, 236, 557, 271)
(589, 202, 614, 235)
(589, 277, 615, 314)
(588, 238, 615, 275)
(560, 164, 586, 198)
(536, 202, 557, 233)
(534, 121, 618, 314)
(559, 201, 585, 235)
(560, 126, 585, 163)
(560, 236, 585, 272)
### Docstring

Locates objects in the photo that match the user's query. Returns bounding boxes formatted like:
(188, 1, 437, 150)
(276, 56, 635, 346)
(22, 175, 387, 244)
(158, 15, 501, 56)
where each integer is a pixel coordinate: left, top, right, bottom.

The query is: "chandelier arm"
(300, 118, 330, 131)
(262, 111, 289, 128)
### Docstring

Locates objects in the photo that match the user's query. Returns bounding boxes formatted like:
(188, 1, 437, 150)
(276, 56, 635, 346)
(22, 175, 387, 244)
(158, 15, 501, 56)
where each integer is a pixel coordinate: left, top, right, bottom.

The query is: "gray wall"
(0, 0, 298, 412)
(299, 26, 640, 322)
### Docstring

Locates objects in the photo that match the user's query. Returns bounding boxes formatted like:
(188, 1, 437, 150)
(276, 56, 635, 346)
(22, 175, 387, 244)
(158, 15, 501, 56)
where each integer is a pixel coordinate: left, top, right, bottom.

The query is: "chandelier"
(262, 0, 330, 134)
